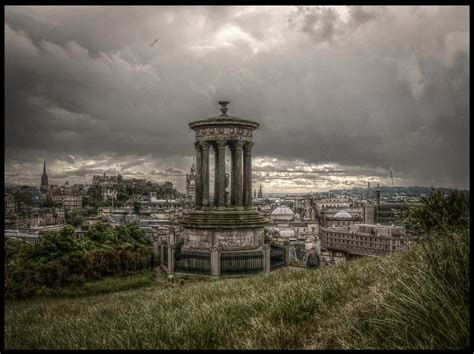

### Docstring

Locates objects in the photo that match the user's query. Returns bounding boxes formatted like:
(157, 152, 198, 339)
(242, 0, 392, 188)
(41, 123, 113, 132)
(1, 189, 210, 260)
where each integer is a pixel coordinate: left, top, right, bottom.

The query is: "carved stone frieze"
(195, 125, 253, 142)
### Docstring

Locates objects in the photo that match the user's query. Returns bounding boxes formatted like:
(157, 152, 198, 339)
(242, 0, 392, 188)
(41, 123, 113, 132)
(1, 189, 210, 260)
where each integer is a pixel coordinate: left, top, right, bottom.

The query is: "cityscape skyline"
(5, 6, 469, 193)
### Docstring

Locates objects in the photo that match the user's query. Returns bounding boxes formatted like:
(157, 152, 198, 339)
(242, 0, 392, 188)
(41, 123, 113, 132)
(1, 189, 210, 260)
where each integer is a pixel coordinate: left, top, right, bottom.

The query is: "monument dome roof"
(334, 210, 352, 219)
(271, 205, 294, 220)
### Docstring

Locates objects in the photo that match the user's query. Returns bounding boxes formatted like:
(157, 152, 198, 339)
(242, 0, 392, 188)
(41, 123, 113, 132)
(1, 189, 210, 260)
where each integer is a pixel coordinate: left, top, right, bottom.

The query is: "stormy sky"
(5, 6, 469, 193)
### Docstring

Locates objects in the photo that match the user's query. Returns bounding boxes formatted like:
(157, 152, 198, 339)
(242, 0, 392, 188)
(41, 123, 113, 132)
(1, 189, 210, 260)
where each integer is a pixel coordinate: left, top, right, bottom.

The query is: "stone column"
(214, 143, 218, 207)
(194, 142, 202, 208)
(235, 141, 244, 207)
(211, 246, 220, 277)
(167, 242, 175, 273)
(243, 142, 254, 208)
(230, 145, 237, 206)
(201, 142, 210, 207)
(216, 140, 227, 207)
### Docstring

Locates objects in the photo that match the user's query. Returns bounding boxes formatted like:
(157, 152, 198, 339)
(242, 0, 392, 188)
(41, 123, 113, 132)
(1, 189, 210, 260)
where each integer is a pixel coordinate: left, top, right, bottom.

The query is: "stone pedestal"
(167, 243, 175, 273)
(284, 241, 290, 267)
(160, 240, 164, 267)
(211, 247, 221, 277)
(181, 208, 267, 250)
(262, 244, 271, 273)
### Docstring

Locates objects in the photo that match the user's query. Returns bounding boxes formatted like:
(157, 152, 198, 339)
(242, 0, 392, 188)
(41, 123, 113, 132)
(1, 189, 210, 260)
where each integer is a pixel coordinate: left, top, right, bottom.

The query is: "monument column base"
(211, 247, 221, 277)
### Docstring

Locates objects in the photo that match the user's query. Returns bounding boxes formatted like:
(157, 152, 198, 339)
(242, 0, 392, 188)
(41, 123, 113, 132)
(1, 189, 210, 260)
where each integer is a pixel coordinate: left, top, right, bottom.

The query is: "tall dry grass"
(5, 230, 469, 349)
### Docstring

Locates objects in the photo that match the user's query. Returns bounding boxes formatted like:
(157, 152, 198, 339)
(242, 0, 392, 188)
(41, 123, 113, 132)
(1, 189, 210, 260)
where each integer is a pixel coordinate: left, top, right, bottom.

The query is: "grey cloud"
(4, 6, 469, 191)
(348, 6, 376, 26)
(288, 6, 379, 45)
(288, 6, 341, 44)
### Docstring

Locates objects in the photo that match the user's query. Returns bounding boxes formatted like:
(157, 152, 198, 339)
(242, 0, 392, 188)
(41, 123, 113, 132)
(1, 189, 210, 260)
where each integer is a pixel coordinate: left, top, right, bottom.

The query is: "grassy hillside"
(4, 230, 469, 350)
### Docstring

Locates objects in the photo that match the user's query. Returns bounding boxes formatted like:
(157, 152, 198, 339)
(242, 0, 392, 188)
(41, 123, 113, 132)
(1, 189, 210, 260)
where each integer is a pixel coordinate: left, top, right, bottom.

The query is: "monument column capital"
(232, 140, 245, 150)
(216, 140, 227, 149)
(244, 141, 254, 153)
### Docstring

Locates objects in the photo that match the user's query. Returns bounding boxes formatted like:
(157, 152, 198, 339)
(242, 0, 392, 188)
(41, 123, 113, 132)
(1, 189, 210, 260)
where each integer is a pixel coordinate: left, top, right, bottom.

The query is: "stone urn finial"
(218, 100, 230, 116)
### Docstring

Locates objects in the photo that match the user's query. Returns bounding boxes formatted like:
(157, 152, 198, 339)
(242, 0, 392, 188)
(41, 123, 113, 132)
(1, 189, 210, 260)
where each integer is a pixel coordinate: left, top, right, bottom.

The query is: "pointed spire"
(41, 160, 49, 187)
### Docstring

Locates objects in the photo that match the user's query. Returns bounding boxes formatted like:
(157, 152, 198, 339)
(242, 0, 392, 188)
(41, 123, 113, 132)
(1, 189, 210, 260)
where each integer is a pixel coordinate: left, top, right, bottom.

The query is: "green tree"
(404, 189, 469, 237)
(43, 195, 56, 208)
(65, 210, 85, 227)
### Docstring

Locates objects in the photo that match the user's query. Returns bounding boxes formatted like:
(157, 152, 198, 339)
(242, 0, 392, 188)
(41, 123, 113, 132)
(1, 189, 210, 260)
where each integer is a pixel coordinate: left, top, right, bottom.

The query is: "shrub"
(5, 222, 154, 299)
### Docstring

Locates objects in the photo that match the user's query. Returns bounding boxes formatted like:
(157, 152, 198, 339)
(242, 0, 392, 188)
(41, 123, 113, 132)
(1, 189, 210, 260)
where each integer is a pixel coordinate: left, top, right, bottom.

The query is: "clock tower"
(186, 160, 196, 205)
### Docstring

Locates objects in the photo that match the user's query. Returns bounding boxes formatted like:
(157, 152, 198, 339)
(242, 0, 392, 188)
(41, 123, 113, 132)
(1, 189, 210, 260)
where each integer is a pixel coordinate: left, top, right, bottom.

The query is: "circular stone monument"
(179, 101, 268, 275)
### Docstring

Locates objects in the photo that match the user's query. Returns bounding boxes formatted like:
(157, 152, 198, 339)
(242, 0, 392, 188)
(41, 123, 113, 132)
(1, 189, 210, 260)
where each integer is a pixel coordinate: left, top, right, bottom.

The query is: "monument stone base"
(180, 208, 267, 250)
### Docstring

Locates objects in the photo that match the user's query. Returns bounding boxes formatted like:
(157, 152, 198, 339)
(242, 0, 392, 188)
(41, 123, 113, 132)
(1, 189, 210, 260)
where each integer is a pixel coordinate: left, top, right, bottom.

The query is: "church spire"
(41, 160, 49, 187)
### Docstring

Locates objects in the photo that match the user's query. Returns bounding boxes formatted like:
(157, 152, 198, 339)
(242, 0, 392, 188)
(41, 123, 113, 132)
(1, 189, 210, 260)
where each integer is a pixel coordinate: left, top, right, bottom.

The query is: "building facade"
(362, 201, 408, 225)
(313, 197, 351, 218)
(320, 223, 407, 257)
(92, 173, 123, 186)
(320, 208, 363, 227)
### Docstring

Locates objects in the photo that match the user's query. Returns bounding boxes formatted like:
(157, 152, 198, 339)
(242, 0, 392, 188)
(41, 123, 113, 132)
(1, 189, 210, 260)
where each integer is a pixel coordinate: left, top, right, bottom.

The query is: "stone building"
(99, 186, 118, 201)
(313, 197, 351, 218)
(62, 194, 83, 211)
(92, 173, 123, 186)
(51, 190, 83, 211)
(266, 204, 319, 262)
(320, 208, 362, 227)
(320, 223, 407, 257)
(186, 160, 197, 205)
(4, 193, 15, 216)
(362, 201, 408, 225)
(270, 205, 294, 222)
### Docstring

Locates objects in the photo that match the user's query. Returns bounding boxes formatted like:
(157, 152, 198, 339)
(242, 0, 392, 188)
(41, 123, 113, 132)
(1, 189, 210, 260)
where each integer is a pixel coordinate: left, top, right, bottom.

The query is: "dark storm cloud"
(288, 6, 381, 44)
(4, 6, 469, 191)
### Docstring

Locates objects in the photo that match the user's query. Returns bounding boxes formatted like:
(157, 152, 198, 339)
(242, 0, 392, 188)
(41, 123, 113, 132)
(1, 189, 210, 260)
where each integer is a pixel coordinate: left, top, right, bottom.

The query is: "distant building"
(320, 223, 407, 257)
(4, 193, 15, 215)
(320, 209, 362, 227)
(258, 184, 263, 198)
(92, 173, 123, 186)
(313, 197, 351, 218)
(51, 186, 83, 211)
(266, 205, 319, 261)
(270, 205, 294, 221)
(5, 230, 41, 244)
(109, 208, 136, 225)
(62, 194, 83, 211)
(100, 186, 117, 202)
(123, 178, 147, 187)
(363, 201, 408, 225)
(186, 161, 196, 204)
